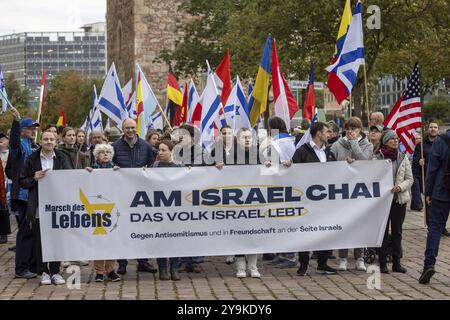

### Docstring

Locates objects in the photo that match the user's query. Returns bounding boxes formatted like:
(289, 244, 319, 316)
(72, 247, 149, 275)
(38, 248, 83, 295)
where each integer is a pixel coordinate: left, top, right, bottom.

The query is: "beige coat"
(376, 152, 413, 205)
(394, 156, 413, 205)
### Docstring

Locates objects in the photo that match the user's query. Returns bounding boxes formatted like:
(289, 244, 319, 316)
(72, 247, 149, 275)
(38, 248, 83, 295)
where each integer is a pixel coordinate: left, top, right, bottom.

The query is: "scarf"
(380, 145, 398, 161)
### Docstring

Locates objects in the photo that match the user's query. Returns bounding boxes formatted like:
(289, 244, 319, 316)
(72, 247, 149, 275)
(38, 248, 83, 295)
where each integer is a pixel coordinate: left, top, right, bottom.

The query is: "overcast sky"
(0, 0, 106, 35)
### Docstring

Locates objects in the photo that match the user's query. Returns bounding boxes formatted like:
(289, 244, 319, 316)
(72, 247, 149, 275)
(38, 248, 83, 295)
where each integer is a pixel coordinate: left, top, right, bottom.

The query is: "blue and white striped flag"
(200, 69, 223, 152)
(147, 111, 163, 131)
(97, 63, 128, 127)
(223, 76, 251, 132)
(325, 0, 365, 103)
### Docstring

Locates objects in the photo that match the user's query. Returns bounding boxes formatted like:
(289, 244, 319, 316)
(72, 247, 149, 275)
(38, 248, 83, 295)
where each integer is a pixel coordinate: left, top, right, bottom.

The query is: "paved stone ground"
(0, 210, 449, 300)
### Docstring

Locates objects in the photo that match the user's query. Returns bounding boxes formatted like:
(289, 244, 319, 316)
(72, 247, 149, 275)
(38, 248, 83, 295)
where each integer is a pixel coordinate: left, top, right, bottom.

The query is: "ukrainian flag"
(334, 0, 352, 58)
(249, 36, 271, 128)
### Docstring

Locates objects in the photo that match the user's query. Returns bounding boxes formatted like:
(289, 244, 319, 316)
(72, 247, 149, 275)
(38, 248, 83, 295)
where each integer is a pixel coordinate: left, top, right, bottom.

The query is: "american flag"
(384, 63, 422, 154)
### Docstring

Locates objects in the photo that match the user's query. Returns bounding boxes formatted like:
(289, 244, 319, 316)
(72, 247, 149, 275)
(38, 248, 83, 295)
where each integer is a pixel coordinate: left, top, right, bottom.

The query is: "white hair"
(93, 143, 114, 160)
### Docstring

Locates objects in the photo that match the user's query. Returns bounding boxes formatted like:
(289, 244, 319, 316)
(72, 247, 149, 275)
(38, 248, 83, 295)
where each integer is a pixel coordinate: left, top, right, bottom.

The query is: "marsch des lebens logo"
(45, 189, 120, 235)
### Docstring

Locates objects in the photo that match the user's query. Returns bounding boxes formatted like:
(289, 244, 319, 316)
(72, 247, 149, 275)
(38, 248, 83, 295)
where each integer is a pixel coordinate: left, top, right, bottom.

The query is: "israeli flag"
(224, 76, 251, 132)
(97, 63, 128, 127)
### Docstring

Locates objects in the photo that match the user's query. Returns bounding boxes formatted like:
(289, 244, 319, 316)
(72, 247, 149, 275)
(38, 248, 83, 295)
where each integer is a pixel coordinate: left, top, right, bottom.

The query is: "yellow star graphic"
(79, 189, 115, 235)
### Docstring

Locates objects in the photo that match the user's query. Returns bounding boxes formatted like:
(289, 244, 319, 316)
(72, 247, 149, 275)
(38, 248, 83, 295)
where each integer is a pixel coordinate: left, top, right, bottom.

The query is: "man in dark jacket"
(5, 107, 40, 279)
(20, 131, 68, 285)
(419, 129, 450, 284)
(112, 118, 156, 275)
(112, 119, 154, 168)
(292, 122, 338, 276)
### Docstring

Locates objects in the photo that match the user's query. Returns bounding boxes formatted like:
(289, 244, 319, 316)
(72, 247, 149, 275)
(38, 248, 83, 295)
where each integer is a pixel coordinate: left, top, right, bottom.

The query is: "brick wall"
(107, 0, 190, 102)
(106, 0, 135, 87)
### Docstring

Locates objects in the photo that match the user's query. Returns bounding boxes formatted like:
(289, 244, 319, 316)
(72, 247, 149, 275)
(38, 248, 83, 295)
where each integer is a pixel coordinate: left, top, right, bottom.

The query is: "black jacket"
(232, 143, 263, 165)
(112, 136, 154, 168)
(209, 139, 236, 165)
(425, 130, 450, 202)
(292, 142, 336, 164)
(5, 119, 39, 203)
(19, 148, 67, 223)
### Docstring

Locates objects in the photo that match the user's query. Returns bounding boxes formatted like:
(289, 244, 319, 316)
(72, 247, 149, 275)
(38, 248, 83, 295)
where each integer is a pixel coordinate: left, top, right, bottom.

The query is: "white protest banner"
(39, 160, 393, 261)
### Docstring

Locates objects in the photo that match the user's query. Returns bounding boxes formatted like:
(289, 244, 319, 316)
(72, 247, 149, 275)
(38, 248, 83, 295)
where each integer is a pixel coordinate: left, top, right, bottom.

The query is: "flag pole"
(206, 59, 227, 119)
(363, 63, 370, 127)
(0, 88, 15, 110)
(158, 96, 172, 131)
(420, 128, 426, 227)
(158, 85, 173, 131)
(349, 92, 352, 117)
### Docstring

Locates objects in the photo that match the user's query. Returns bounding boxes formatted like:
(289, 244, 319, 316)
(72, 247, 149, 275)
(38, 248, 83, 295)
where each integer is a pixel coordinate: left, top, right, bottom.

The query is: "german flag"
(167, 73, 183, 106)
(56, 110, 66, 128)
(173, 83, 188, 126)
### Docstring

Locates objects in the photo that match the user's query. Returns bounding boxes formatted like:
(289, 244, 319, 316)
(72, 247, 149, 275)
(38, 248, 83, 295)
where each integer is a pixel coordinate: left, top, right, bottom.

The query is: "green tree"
(422, 96, 450, 124)
(0, 74, 34, 134)
(160, 0, 450, 123)
(5, 73, 31, 109)
(45, 71, 103, 128)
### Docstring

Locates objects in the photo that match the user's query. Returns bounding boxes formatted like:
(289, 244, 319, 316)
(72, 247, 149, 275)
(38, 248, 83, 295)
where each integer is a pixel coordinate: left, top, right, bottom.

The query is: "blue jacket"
(4, 120, 38, 202)
(112, 136, 154, 168)
(425, 129, 450, 202)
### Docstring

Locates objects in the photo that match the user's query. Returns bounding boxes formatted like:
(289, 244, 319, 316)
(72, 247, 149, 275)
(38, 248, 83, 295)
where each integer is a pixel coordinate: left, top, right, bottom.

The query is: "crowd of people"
(0, 107, 448, 286)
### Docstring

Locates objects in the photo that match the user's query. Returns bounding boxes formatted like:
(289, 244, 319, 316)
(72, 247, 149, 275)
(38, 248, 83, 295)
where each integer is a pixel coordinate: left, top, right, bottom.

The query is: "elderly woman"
(375, 130, 413, 274)
(85, 143, 121, 282)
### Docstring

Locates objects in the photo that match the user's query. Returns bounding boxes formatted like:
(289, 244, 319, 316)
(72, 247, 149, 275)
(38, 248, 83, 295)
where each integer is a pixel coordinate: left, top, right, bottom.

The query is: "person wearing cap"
(330, 117, 373, 272)
(369, 124, 384, 156)
(375, 129, 413, 274)
(4, 107, 40, 279)
(30, 122, 39, 145)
